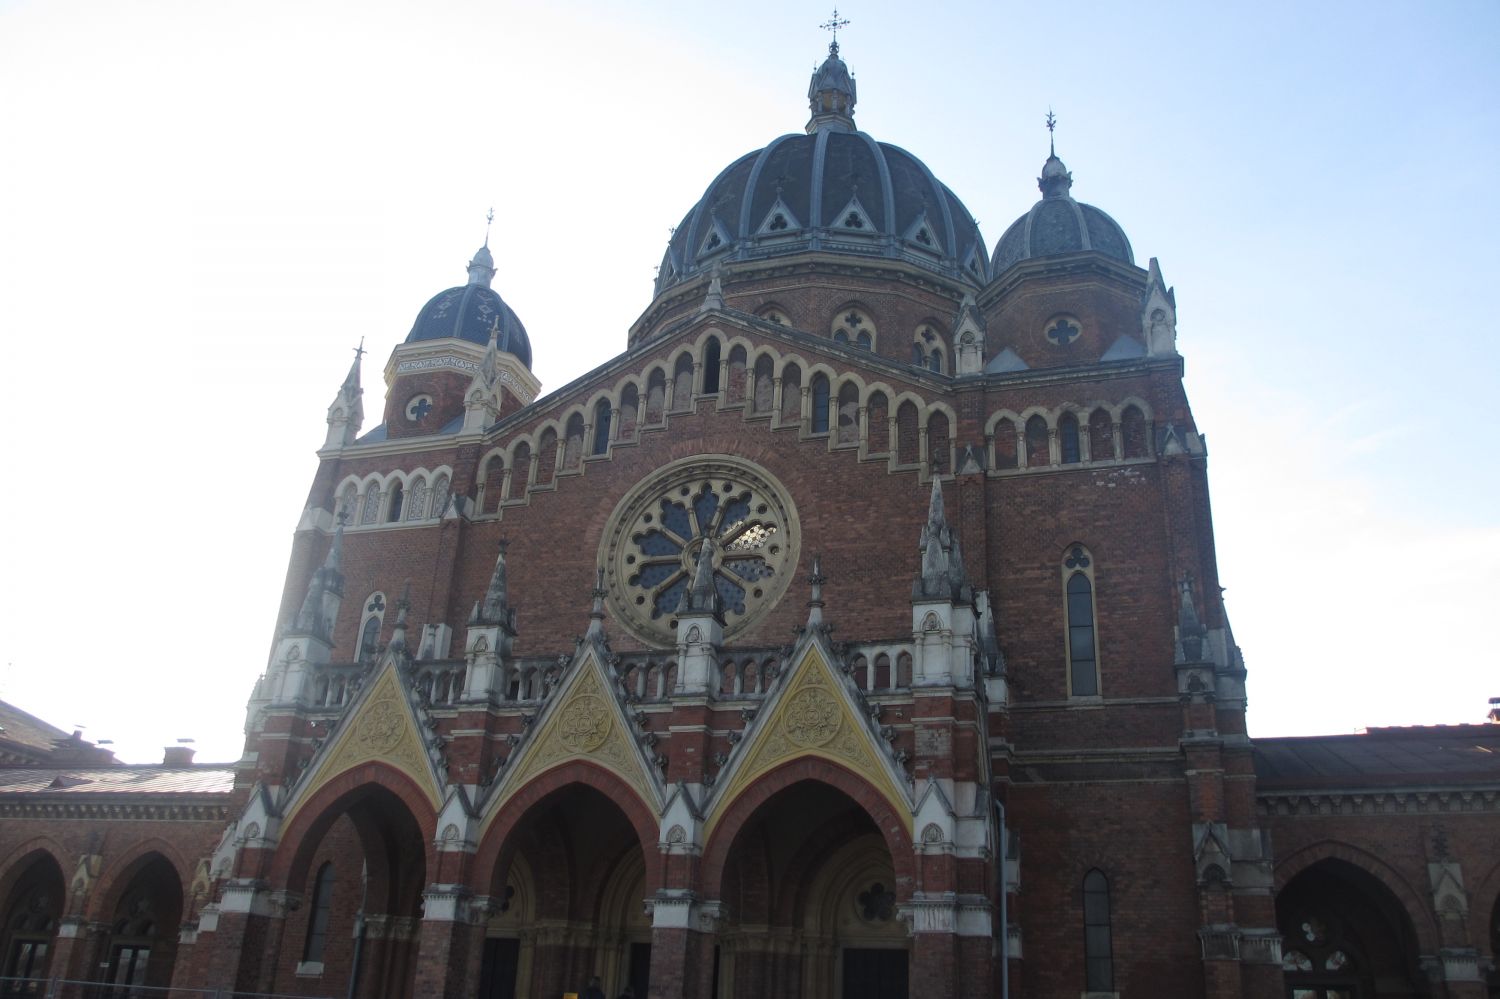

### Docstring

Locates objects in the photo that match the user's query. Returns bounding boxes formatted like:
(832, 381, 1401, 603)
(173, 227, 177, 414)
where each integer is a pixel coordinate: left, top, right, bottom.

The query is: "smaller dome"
(405, 246, 532, 370)
(991, 153, 1134, 274)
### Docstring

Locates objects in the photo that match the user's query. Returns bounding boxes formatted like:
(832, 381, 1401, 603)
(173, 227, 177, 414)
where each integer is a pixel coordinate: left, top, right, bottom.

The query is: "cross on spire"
(484, 206, 495, 247)
(352, 337, 366, 363)
(820, 8, 850, 55)
(1046, 108, 1057, 157)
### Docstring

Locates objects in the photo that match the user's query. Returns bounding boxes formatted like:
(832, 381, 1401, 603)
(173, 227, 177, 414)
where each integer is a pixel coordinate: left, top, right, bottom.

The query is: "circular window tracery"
(602, 457, 799, 645)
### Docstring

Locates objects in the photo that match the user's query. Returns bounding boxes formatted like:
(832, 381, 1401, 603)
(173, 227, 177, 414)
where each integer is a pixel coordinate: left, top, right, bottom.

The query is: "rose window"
(603, 457, 798, 645)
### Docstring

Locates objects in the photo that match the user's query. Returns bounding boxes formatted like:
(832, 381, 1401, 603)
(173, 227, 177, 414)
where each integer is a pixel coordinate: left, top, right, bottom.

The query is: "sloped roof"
(0, 700, 71, 752)
(1254, 725, 1500, 789)
(0, 766, 235, 796)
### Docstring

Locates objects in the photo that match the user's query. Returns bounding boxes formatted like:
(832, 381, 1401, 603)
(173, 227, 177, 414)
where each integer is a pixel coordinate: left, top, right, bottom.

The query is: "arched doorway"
(274, 783, 429, 999)
(715, 780, 908, 999)
(0, 851, 64, 996)
(481, 783, 651, 999)
(1276, 859, 1428, 998)
(99, 854, 183, 995)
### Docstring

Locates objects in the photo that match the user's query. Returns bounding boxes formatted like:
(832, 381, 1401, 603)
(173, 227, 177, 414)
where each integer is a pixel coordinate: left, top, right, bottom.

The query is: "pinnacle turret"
(470, 541, 515, 631)
(292, 521, 345, 642)
(585, 568, 609, 642)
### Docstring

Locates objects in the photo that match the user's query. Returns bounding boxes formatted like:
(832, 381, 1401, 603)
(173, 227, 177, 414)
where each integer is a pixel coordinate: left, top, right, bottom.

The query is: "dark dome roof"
(991, 154, 1134, 274)
(653, 46, 989, 296)
(406, 246, 532, 369)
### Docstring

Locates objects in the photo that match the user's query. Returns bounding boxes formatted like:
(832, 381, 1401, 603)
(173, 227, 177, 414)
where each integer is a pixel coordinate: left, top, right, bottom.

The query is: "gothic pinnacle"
(586, 567, 609, 642)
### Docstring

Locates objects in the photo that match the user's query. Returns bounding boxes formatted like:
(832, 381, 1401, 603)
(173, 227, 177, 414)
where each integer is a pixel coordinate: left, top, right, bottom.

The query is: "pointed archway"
(96, 853, 184, 995)
(711, 778, 909, 999)
(478, 778, 653, 999)
(1276, 858, 1427, 998)
(0, 850, 65, 993)
(269, 776, 433, 999)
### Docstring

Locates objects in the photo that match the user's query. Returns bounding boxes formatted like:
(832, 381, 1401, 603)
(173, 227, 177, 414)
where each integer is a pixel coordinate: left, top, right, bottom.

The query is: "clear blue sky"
(1, 0, 1495, 762)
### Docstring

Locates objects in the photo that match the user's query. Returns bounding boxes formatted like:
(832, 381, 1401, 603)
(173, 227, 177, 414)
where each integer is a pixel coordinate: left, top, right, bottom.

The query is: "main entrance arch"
(478, 776, 655, 999)
(709, 776, 910, 999)
(270, 776, 433, 999)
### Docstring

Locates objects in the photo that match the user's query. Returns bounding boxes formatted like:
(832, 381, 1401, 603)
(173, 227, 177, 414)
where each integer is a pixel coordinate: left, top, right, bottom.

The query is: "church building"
(1, 35, 1497, 999)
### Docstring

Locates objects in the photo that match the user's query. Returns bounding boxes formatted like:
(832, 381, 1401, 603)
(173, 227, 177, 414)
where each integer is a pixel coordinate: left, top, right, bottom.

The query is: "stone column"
(412, 886, 486, 999)
(649, 897, 720, 999)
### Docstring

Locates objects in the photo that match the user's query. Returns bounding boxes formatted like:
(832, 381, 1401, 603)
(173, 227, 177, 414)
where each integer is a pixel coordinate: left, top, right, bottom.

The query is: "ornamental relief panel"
(490, 657, 658, 826)
(707, 644, 911, 838)
(289, 664, 441, 826)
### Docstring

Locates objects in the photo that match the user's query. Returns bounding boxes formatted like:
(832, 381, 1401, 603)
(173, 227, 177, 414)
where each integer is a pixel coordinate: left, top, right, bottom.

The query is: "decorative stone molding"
(1258, 788, 1500, 817)
(646, 891, 724, 933)
(897, 892, 991, 937)
(0, 801, 231, 822)
(421, 884, 475, 923)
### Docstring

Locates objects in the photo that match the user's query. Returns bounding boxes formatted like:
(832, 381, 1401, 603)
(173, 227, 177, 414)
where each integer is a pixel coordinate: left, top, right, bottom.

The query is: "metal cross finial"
(484, 206, 495, 247)
(353, 336, 366, 362)
(820, 8, 850, 54)
(1046, 108, 1057, 156)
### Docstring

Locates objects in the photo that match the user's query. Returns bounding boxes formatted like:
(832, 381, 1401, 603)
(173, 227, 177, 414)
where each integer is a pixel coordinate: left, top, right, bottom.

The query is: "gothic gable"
(704, 634, 912, 839)
(479, 644, 664, 834)
(282, 660, 445, 828)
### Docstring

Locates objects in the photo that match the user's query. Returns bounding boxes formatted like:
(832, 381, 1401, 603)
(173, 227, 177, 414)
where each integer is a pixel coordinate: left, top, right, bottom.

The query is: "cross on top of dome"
(820, 8, 850, 56)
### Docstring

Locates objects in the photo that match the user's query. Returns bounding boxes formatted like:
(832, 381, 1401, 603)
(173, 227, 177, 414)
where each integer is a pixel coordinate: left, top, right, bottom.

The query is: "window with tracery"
(601, 459, 798, 645)
(1063, 545, 1100, 696)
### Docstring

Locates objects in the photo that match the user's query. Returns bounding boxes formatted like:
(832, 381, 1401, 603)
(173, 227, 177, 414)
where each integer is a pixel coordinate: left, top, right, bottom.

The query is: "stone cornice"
(0, 798, 231, 822)
(1257, 786, 1500, 817)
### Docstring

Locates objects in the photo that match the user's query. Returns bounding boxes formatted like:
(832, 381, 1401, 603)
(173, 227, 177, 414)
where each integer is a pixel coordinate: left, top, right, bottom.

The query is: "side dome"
(406, 245, 532, 369)
(991, 152, 1134, 275)
(652, 44, 989, 297)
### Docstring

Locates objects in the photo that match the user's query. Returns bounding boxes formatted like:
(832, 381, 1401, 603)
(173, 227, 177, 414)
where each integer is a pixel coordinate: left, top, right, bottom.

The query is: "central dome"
(654, 45, 988, 297)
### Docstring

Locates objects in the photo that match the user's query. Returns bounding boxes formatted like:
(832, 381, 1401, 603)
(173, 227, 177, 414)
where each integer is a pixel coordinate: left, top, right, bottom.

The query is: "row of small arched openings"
(336, 469, 453, 527)
(474, 334, 966, 513)
(754, 303, 952, 374)
(990, 403, 1153, 471)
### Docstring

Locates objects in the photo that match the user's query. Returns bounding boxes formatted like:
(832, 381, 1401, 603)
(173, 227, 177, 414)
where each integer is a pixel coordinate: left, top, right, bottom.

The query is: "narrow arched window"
(358, 614, 381, 663)
(302, 862, 335, 964)
(810, 374, 831, 433)
(927, 349, 943, 374)
(386, 482, 404, 522)
(1063, 546, 1099, 696)
(702, 338, 722, 394)
(1083, 870, 1113, 991)
(592, 400, 611, 456)
(1060, 413, 1081, 464)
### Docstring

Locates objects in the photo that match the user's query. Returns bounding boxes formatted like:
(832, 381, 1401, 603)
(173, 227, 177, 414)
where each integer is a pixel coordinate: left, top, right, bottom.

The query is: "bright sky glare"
(1, 0, 1496, 764)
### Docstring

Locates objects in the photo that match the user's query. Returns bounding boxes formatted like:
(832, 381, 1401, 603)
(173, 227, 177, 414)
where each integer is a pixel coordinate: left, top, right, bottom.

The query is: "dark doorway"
(628, 942, 651, 997)
(477, 937, 520, 999)
(842, 948, 907, 999)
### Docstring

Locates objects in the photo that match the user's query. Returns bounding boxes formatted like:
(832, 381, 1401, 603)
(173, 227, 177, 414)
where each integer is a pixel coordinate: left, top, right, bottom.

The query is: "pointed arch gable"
(282, 661, 446, 832)
(701, 757, 916, 901)
(472, 758, 664, 895)
(266, 762, 440, 890)
(478, 647, 663, 840)
(88, 840, 191, 923)
(702, 639, 912, 850)
(1273, 840, 1440, 953)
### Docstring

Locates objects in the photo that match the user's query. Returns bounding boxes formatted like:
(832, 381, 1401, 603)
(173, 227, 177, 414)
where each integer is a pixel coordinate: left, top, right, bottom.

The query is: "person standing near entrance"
(582, 975, 606, 999)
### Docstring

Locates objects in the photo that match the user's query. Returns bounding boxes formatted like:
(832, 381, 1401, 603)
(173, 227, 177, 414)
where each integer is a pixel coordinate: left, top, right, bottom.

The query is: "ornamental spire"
(1038, 110, 1074, 200)
(467, 211, 496, 288)
(806, 10, 857, 134)
(585, 568, 609, 642)
(292, 520, 346, 641)
(470, 540, 515, 631)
